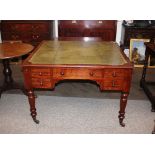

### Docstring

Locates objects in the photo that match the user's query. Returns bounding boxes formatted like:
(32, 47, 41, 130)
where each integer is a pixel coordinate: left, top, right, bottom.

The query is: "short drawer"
(30, 32, 51, 41)
(53, 68, 103, 79)
(1, 23, 50, 33)
(103, 79, 123, 90)
(31, 68, 51, 78)
(1, 32, 22, 40)
(59, 20, 84, 26)
(1, 23, 26, 32)
(30, 23, 51, 33)
(104, 69, 124, 78)
(31, 78, 51, 88)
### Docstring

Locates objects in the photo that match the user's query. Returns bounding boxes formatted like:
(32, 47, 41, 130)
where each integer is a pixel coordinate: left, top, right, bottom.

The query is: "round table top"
(0, 42, 34, 59)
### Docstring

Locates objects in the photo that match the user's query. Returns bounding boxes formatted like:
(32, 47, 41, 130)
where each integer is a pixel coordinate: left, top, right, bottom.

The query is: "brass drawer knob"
(11, 35, 19, 39)
(31, 25, 39, 29)
(32, 35, 39, 39)
(60, 71, 64, 76)
(89, 72, 94, 76)
(39, 72, 42, 76)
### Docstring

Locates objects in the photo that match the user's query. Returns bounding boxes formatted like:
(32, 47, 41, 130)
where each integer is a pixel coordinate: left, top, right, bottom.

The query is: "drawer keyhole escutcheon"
(112, 72, 116, 77)
(40, 81, 43, 86)
(112, 80, 115, 87)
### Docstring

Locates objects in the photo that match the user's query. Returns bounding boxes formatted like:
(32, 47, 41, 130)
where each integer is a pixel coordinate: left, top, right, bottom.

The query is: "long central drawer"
(53, 68, 103, 79)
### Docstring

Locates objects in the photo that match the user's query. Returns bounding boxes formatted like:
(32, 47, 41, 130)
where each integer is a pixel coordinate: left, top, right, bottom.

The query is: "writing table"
(22, 40, 133, 126)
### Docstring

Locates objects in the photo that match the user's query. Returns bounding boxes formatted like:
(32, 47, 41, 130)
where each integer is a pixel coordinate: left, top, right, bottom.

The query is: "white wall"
(115, 20, 123, 45)
(53, 20, 58, 38)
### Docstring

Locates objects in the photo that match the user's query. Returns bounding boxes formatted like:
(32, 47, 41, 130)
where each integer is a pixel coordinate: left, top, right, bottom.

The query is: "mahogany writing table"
(22, 40, 133, 126)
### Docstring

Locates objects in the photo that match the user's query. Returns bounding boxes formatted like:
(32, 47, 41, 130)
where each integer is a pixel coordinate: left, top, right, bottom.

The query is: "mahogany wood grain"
(58, 20, 116, 41)
(0, 42, 34, 97)
(0, 42, 34, 59)
(1, 20, 53, 46)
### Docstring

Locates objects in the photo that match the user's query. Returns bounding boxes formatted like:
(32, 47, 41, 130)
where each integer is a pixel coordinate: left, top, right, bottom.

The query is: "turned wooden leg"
(0, 59, 28, 98)
(0, 59, 13, 98)
(151, 104, 155, 112)
(118, 92, 129, 127)
(27, 90, 39, 124)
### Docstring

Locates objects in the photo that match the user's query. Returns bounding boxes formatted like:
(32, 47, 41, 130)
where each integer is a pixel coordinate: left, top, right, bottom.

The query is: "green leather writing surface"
(29, 41, 127, 65)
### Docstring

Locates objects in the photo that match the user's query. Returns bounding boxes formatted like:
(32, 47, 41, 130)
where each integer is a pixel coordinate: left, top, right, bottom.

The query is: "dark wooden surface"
(22, 40, 133, 126)
(140, 42, 155, 134)
(0, 42, 34, 97)
(58, 37, 103, 41)
(123, 24, 155, 47)
(140, 42, 155, 111)
(58, 20, 116, 41)
(0, 42, 34, 59)
(1, 20, 53, 46)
